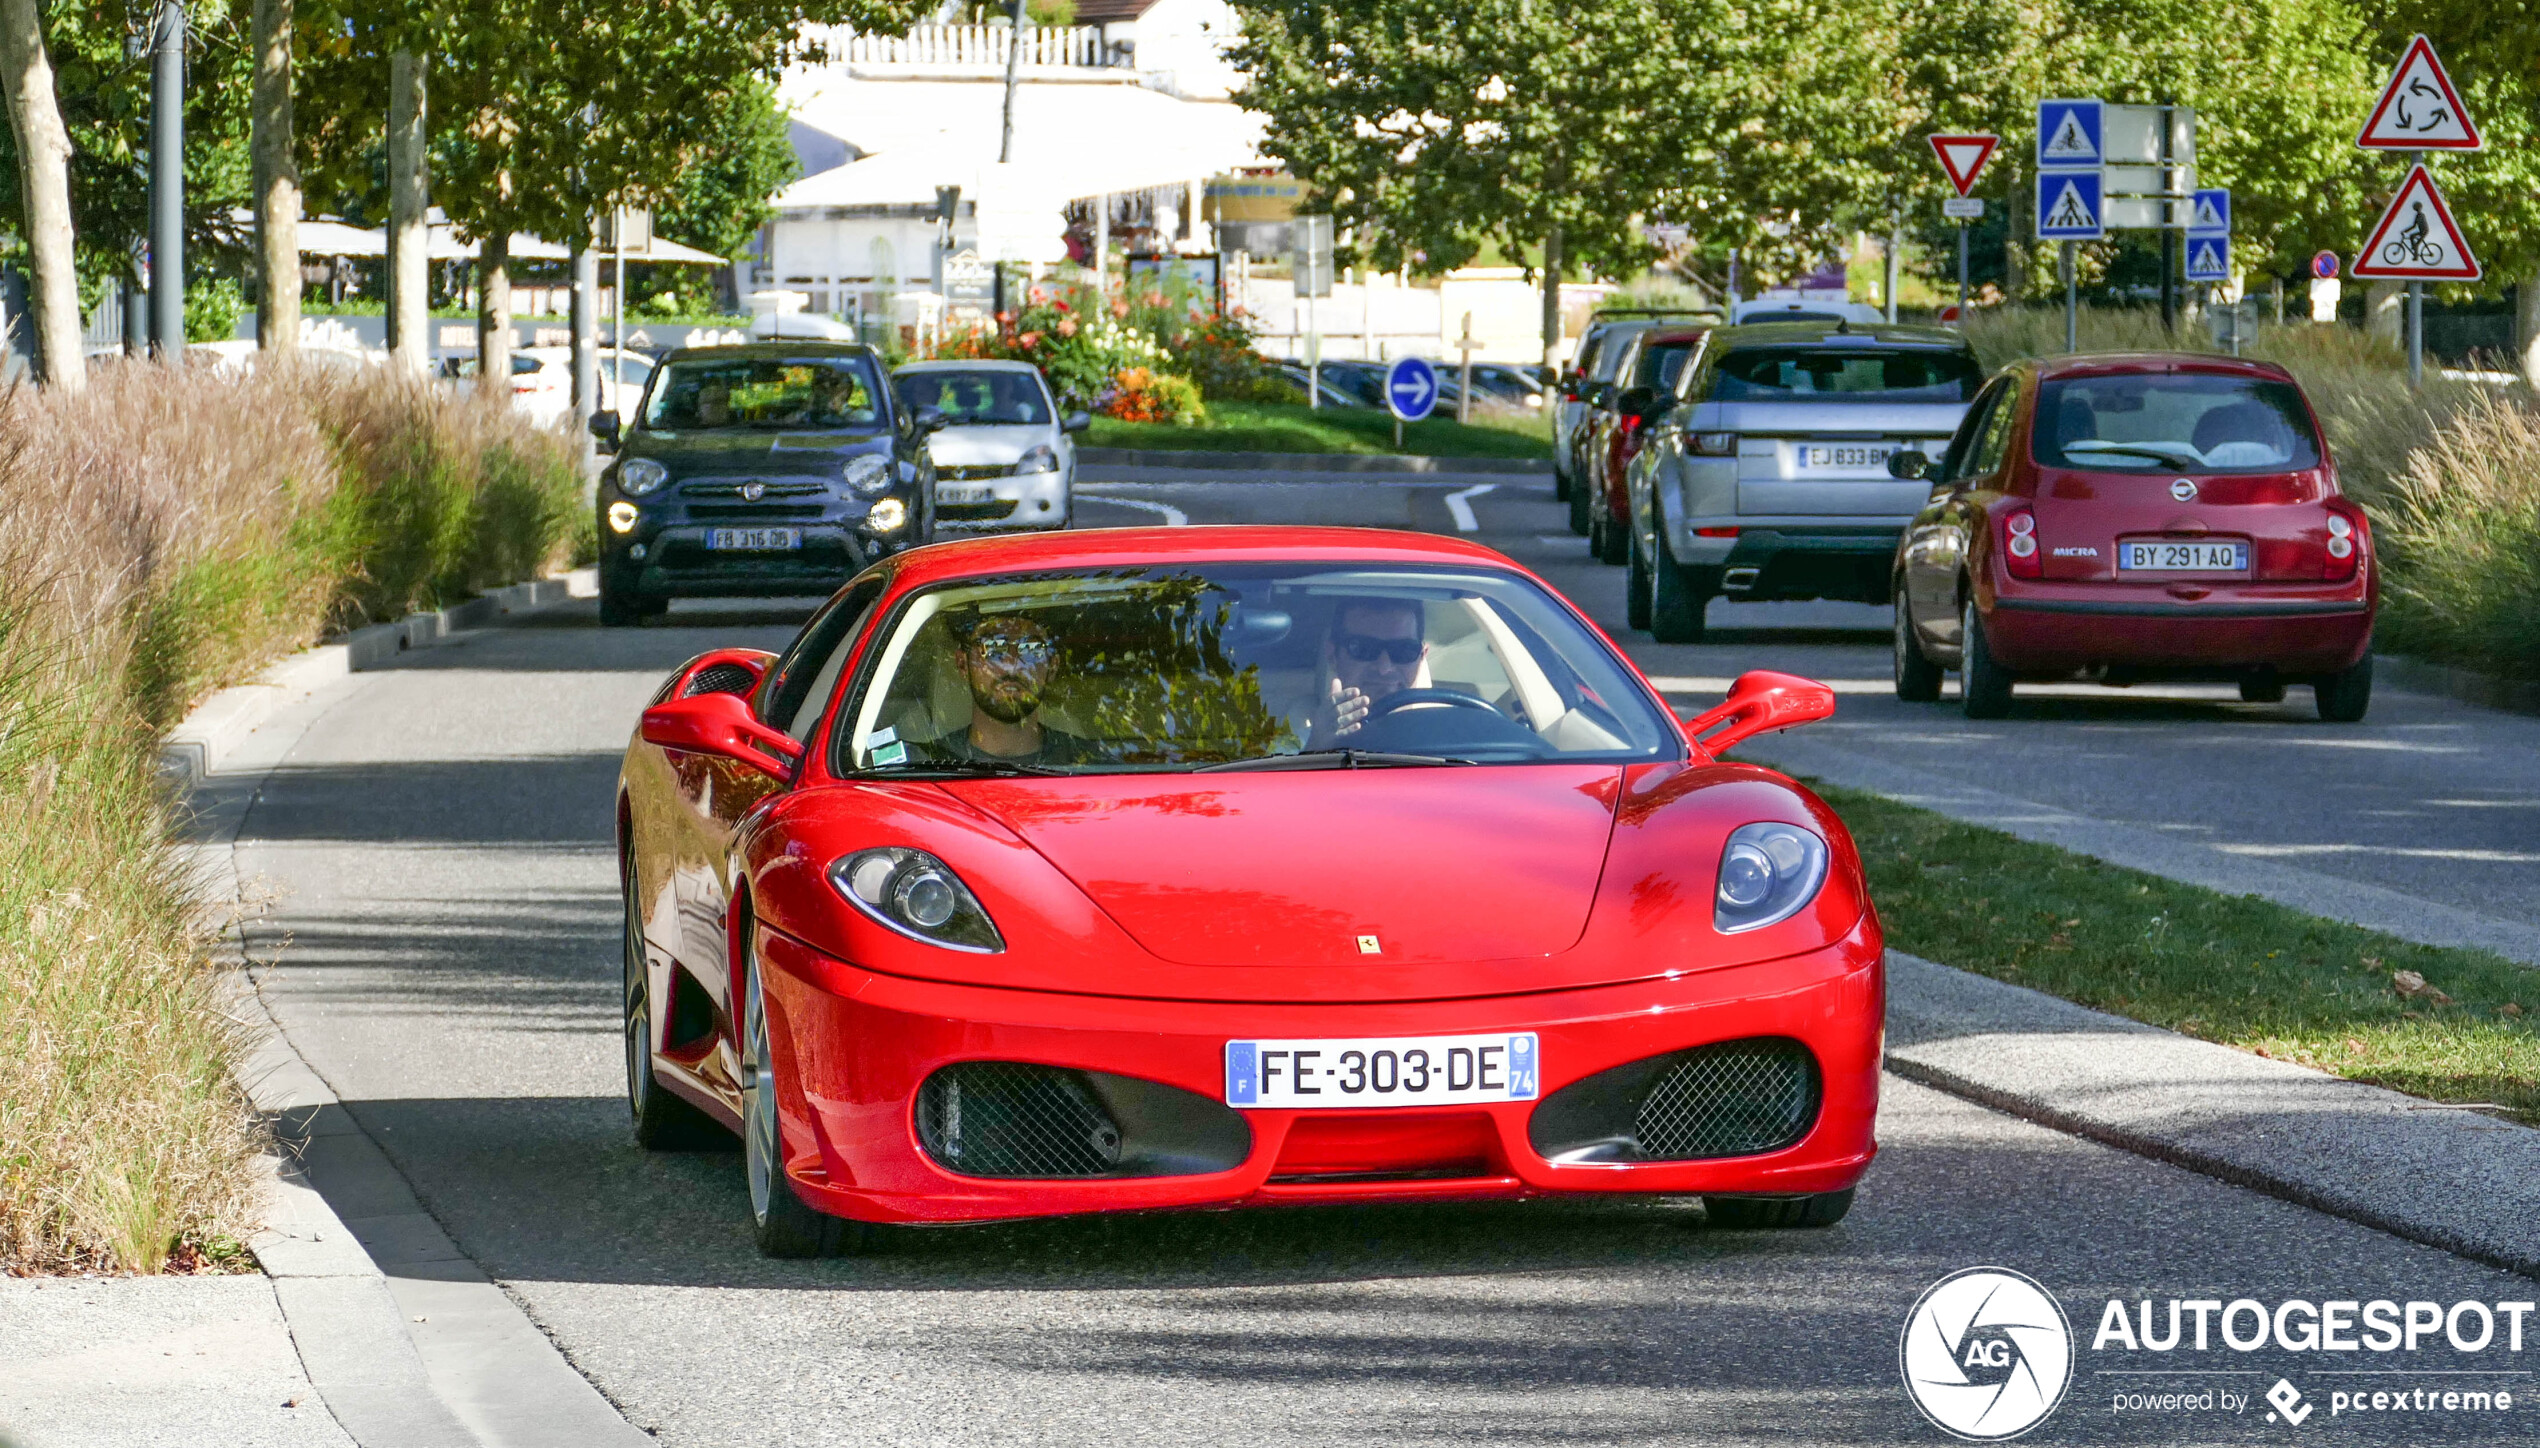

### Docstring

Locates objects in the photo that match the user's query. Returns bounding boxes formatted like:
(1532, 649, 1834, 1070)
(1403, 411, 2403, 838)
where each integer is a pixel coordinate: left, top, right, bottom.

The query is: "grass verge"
(1821, 781, 2540, 1124)
(1, 360, 581, 1273)
(1086, 400, 1550, 460)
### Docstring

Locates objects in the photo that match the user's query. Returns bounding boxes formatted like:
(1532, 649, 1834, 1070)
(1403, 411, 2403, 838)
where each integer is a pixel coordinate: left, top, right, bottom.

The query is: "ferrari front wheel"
(741, 939, 876, 1258)
(1704, 1188, 1854, 1229)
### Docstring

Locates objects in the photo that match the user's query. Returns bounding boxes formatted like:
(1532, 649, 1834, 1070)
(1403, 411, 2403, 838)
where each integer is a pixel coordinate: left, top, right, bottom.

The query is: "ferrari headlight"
(618, 458, 670, 496)
(1015, 444, 1059, 475)
(830, 848, 1003, 952)
(842, 454, 892, 497)
(1714, 822, 1829, 934)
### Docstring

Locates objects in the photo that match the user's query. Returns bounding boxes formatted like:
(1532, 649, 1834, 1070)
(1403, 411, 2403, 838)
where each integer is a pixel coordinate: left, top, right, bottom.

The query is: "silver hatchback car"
(1624, 323, 1980, 641)
(891, 359, 1089, 533)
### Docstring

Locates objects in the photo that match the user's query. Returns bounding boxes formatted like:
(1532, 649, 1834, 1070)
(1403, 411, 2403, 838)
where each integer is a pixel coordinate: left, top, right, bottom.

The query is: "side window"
(1941, 381, 2005, 482)
(1965, 377, 2023, 480)
(757, 576, 887, 740)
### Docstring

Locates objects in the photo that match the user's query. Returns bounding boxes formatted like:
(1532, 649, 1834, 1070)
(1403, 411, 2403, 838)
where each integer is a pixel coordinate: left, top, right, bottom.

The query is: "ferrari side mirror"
(640, 690, 802, 783)
(1680, 670, 1836, 756)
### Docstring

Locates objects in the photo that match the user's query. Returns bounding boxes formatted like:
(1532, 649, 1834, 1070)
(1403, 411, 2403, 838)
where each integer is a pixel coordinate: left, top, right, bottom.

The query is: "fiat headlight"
(842, 454, 892, 497)
(618, 458, 670, 496)
(830, 848, 1003, 952)
(1714, 823, 1829, 934)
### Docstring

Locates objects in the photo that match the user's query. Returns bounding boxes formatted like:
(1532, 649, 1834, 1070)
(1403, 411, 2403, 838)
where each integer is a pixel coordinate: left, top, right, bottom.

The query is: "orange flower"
(1018, 331, 1042, 348)
(1057, 318, 1077, 336)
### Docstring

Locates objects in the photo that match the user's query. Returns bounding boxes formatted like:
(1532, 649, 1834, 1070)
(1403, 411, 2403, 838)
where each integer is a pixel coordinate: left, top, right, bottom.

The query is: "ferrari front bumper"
(754, 919, 1884, 1225)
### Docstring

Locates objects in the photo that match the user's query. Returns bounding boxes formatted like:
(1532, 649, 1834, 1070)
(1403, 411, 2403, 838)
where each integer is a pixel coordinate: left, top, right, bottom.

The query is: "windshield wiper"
(2065, 440, 2204, 468)
(1194, 749, 1474, 773)
(872, 759, 1074, 778)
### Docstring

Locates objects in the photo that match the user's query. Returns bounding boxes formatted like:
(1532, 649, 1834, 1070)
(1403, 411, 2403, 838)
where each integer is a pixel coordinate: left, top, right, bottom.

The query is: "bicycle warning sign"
(2353, 165, 2480, 280)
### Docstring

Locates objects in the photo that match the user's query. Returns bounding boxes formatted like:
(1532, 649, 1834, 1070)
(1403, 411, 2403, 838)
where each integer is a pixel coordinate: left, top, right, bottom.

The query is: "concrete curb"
(176, 581, 648, 1448)
(1077, 446, 1551, 476)
(2377, 652, 2540, 720)
(1738, 731, 2540, 966)
(1887, 949, 2540, 1279)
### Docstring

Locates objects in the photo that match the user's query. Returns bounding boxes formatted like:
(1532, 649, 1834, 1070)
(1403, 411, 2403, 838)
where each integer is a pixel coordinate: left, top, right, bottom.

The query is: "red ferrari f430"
(616, 526, 1881, 1255)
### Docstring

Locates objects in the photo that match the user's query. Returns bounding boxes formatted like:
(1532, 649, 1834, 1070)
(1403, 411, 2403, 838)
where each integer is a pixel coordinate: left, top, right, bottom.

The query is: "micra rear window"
(1714, 348, 1980, 402)
(2033, 374, 2323, 474)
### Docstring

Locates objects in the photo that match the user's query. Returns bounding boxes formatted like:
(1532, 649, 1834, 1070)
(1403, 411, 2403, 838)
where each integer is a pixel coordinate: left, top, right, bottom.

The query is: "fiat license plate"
(1225, 1033, 1540, 1108)
(938, 484, 995, 505)
(2119, 539, 2248, 573)
(1799, 443, 1893, 470)
(705, 527, 802, 552)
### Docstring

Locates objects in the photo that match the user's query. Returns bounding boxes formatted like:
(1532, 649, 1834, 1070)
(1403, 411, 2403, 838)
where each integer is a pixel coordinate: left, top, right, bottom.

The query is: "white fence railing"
(804, 23, 1124, 70)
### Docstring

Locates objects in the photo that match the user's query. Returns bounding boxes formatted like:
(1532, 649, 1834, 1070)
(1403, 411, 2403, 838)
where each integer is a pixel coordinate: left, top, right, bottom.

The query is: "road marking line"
(1077, 494, 1188, 527)
(1445, 483, 1495, 532)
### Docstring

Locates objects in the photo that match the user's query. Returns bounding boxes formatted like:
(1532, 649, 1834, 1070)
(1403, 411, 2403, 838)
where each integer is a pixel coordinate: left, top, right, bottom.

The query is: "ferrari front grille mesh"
(917, 1062, 1125, 1178)
(682, 663, 758, 698)
(1632, 1039, 1819, 1160)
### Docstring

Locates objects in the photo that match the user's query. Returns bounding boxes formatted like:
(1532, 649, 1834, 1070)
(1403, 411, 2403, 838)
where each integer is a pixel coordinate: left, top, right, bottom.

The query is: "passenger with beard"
(917, 608, 1092, 765)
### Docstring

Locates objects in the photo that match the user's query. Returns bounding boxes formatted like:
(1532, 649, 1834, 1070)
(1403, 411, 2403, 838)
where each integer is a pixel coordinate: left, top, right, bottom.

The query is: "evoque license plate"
(2118, 539, 2248, 573)
(705, 527, 802, 552)
(1225, 1033, 1540, 1108)
(1800, 444, 1894, 470)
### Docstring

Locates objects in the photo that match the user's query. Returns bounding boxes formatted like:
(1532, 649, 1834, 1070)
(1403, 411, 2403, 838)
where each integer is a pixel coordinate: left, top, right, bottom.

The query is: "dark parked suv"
(591, 342, 945, 626)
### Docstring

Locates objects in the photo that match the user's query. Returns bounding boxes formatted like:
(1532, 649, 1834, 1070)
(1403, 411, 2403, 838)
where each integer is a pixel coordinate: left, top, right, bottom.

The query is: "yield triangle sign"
(1928, 134, 2000, 197)
(2358, 34, 2480, 150)
(2352, 165, 2481, 280)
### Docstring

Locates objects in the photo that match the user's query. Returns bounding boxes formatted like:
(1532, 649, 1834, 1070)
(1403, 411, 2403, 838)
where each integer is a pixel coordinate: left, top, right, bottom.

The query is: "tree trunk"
(1539, 224, 1562, 370)
(386, 49, 429, 376)
(476, 232, 510, 398)
(2516, 272, 2540, 392)
(0, 0, 83, 392)
(571, 235, 597, 429)
(251, 0, 297, 353)
(2365, 280, 2402, 344)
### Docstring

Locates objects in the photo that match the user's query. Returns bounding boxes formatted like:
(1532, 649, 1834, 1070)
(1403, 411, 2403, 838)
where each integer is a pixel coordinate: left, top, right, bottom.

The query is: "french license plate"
(705, 527, 802, 552)
(1225, 1033, 1540, 1109)
(2119, 539, 2248, 573)
(1800, 444, 1894, 470)
(938, 484, 995, 504)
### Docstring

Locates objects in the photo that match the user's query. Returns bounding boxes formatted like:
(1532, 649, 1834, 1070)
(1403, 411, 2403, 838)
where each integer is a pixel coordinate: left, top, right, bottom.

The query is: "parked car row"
(1274, 357, 1550, 413)
(1570, 318, 2377, 721)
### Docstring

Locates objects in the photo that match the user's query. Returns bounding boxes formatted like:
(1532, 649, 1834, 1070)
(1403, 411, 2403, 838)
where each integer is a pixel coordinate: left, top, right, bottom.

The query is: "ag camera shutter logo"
(1900, 1267, 2074, 1440)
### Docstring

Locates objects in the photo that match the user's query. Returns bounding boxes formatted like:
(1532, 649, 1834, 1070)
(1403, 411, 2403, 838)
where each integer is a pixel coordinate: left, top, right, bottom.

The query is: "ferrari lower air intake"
(1527, 1037, 1821, 1165)
(916, 1062, 1251, 1180)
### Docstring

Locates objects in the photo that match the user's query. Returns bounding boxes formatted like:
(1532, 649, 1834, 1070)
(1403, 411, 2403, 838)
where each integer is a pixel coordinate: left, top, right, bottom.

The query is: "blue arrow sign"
(2036, 99, 2103, 169)
(2184, 235, 2230, 282)
(2188, 188, 2230, 236)
(1386, 355, 1440, 422)
(2036, 170, 2104, 240)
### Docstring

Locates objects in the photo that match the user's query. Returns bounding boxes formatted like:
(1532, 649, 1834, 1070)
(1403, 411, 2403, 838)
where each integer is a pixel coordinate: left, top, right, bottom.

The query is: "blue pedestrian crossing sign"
(2036, 99, 2103, 169)
(2036, 170, 2104, 240)
(2188, 188, 2230, 236)
(2184, 235, 2230, 282)
(1385, 355, 1440, 422)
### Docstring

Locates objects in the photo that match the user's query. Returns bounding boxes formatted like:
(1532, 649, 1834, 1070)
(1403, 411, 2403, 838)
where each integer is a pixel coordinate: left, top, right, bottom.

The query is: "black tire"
(1706, 1188, 1854, 1229)
(1893, 582, 1942, 703)
(1648, 507, 1709, 644)
(1552, 458, 1572, 502)
(598, 577, 642, 627)
(2239, 675, 2287, 704)
(1960, 596, 2013, 719)
(1626, 524, 1654, 631)
(2314, 652, 2373, 722)
(1593, 497, 1629, 564)
(742, 937, 880, 1258)
(624, 851, 724, 1150)
(1567, 468, 1593, 535)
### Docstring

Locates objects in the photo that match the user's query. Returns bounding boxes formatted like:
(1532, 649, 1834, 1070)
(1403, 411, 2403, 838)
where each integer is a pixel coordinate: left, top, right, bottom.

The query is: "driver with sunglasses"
(1312, 597, 1430, 746)
(921, 608, 1092, 765)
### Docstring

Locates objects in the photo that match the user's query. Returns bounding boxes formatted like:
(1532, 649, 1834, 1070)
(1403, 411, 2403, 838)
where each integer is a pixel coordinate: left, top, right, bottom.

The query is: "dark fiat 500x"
(592, 343, 946, 626)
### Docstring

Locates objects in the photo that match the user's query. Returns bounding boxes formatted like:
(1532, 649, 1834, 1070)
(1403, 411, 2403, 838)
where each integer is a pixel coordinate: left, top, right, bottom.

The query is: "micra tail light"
(2001, 506, 2043, 580)
(2324, 499, 2368, 581)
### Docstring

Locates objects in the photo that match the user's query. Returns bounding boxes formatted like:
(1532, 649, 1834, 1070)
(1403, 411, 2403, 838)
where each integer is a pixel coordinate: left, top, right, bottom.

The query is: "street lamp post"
(148, 0, 185, 358)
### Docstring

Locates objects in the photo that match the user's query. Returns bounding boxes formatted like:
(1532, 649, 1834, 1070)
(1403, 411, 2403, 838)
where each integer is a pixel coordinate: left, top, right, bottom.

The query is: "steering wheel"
(1364, 688, 1502, 720)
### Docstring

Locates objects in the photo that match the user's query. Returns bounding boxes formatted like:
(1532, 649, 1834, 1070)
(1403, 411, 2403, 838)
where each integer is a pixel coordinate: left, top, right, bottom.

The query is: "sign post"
(1291, 214, 1334, 409)
(1454, 311, 1479, 425)
(1929, 134, 1999, 327)
(2355, 36, 2481, 388)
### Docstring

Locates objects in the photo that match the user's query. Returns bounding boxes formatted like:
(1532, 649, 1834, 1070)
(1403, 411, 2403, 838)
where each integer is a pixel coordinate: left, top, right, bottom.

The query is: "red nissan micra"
(1889, 353, 2375, 721)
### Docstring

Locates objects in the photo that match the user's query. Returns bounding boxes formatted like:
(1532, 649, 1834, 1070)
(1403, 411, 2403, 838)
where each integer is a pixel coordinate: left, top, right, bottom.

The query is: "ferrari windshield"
(833, 563, 1680, 773)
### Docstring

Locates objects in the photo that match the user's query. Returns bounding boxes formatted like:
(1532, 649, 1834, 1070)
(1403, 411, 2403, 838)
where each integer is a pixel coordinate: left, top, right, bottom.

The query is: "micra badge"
(2052, 545, 2099, 558)
(1356, 935, 1382, 955)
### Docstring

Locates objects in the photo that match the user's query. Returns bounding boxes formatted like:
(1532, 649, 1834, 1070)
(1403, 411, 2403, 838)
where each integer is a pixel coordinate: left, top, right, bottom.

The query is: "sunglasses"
(969, 635, 1055, 668)
(1336, 633, 1423, 666)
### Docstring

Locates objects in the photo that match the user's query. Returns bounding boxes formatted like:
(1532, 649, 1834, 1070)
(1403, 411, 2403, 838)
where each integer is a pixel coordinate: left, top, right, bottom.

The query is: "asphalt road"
(234, 476, 2540, 1446)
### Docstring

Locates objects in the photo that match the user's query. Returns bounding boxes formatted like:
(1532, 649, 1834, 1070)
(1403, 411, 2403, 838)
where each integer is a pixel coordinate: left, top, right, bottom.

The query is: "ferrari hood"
(943, 767, 1623, 968)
